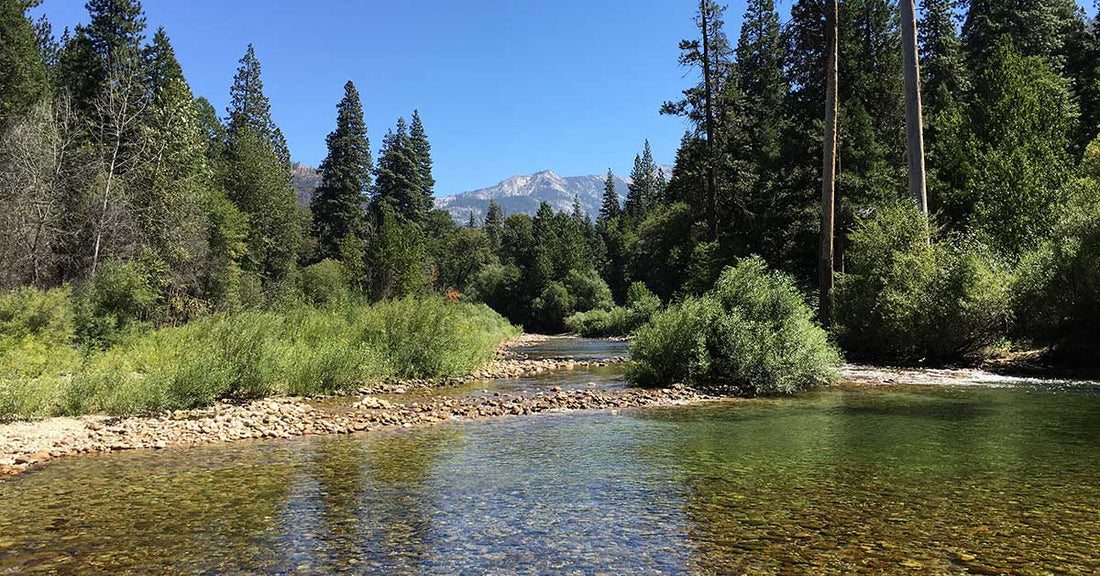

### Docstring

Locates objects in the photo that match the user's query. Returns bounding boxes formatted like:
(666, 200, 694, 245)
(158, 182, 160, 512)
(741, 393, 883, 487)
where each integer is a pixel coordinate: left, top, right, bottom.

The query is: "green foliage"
(300, 259, 348, 306)
(0, 286, 79, 421)
(364, 204, 426, 300)
(599, 169, 620, 221)
(226, 43, 290, 171)
(75, 259, 166, 345)
(962, 40, 1075, 255)
(1, 296, 517, 420)
(532, 282, 574, 332)
(0, 0, 50, 126)
(565, 281, 660, 337)
(224, 127, 302, 288)
(834, 203, 1013, 363)
(311, 81, 371, 261)
(629, 257, 840, 395)
(624, 141, 659, 219)
(434, 227, 495, 291)
(1012, 172, 1100, 355)
(628, 202, 693, 301)
(0, 286, 74, 346)
(375, 117, 428, 222)
(562, 268, 613, 312)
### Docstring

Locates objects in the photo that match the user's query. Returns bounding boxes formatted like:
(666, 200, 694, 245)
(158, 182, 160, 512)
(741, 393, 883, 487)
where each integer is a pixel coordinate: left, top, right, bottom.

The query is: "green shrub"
(626, 281, 661, 318)
(0, 286, 74, 346)
(834, 203, 1013, 363)
(629, 257, 841, 395)
(563, 268, 613, 312)
(301, 259, 348, 305)
(531, 282, 574, 332)
(0, 287, 80, 422)
(1013, 181, 1100, 355)
(75, 260, 164, 345)
(565, 282, 661, 337)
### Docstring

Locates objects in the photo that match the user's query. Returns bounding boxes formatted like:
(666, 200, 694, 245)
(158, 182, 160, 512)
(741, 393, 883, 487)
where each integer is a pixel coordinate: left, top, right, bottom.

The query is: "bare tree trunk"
(701, 0, 718, 242)
(91, 139, 120, 275)
(821, 0, 839, 325)
(901, 0, 928, 214)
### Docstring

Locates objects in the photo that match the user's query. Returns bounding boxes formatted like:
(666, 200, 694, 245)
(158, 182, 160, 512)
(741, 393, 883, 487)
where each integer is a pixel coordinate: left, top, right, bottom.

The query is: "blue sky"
(32, 1, 1097, 196)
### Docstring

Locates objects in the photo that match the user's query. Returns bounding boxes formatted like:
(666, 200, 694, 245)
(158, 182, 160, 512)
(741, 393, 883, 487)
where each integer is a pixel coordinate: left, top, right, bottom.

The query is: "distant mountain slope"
(291, 163, 673, 222)
(435, 167, 672, 223)
(291, 162, 321, 206)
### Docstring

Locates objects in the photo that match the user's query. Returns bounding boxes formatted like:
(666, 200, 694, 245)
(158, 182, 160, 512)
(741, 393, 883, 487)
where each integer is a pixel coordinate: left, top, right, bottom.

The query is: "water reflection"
(1, 383, 1098, 573)
(638, 386, 1100, 573)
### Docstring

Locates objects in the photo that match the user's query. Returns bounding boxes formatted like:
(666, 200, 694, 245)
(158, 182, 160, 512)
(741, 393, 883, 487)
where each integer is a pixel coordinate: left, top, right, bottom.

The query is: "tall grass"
(0, 294, 518, 421)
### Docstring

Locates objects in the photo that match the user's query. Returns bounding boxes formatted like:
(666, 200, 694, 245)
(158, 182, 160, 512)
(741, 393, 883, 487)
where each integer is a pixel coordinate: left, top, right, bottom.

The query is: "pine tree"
(194, 96, 227, 170)
(919, 0, 969, 218)
(374, 117, 424, 222)
(222, 45, 299, 286)
(56, 0, 148, 117)
(962, 0, 1082, 73)
(226, 44, 290, 175)
(224, 128, 301, 286)
(661, 0, 733, 240)
(408, 109, 435, 210)
(736, 0, 787, 167)
(625, 140, 658, 218)
(599, 168, 620, 221)
(311, 80, 371, 260)
(484, 199, 504, 253)
(919, 0, 966, 115)
(837, 0, 905, 211)
(0, 0, 50, 126)
(964, 40, 1076, 255)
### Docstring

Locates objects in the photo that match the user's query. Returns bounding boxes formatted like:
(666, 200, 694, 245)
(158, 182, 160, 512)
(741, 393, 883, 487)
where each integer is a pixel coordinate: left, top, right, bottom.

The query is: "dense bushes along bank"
(0, 292, 517, 421)
(629, 258, 842, 395)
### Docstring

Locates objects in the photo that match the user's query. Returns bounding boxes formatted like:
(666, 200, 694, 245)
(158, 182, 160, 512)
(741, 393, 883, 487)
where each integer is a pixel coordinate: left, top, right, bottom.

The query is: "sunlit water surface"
(1, 339, 1098, 574)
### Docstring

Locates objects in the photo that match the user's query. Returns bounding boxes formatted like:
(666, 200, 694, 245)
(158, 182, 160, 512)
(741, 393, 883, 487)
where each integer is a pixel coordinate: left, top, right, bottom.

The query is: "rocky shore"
(0, 387, 710, 478)
(0, 335, 681, 478)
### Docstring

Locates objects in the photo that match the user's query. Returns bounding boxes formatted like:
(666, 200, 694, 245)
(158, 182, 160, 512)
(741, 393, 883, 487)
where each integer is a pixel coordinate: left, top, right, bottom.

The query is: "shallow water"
(1, 341, 1099, 574)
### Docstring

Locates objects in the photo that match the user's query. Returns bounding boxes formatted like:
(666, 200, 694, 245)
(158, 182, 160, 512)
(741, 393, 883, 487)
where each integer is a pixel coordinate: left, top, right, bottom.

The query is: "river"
(1, 338, 1098, 574)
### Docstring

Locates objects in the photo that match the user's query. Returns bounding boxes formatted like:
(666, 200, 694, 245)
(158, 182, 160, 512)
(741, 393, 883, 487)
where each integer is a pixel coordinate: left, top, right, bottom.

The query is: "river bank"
(0, 335, 639, 478)
(6, 335, 1094, 479)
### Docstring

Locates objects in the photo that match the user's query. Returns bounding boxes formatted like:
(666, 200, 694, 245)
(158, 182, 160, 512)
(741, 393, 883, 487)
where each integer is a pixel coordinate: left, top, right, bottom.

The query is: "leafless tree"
(820, 0, 839, 324)
(901, 0, 928, 215)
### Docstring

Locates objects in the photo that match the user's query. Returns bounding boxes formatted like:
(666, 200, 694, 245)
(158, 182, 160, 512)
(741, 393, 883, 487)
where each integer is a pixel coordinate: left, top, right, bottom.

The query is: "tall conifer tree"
(599, 169, 620, 221)
(223, 44, 299, 286)
(0, 0, 50, 126)
(227, 44, 290, 174)
(311, 81, 372, 260)
(374, 117, 424, 222)
(408, 109, 435, 210)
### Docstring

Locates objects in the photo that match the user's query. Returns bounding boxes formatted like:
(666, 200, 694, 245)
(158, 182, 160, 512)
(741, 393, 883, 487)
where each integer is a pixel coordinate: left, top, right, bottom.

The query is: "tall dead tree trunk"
(901, 0, 928, 214)
(821, 0, 839, 325)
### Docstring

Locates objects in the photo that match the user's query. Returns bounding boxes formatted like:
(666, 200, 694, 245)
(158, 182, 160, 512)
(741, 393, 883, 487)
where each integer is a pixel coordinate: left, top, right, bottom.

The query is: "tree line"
(2, 0, 1099, 360)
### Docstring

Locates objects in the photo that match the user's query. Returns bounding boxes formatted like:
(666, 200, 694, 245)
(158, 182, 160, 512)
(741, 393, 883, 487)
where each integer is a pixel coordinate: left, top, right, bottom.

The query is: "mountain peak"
(434, 166, 671, 223)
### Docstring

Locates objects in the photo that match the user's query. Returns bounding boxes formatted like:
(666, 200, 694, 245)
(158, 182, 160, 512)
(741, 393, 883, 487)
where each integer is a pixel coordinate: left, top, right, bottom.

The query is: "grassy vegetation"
(0, 292, 517, 421)
(628, 257, 841, 395)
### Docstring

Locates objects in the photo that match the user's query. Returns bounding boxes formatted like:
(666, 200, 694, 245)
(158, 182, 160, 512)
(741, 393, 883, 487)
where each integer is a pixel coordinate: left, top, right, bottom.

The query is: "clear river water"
(1, 339, 1098, 574)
